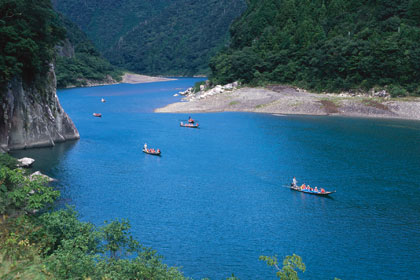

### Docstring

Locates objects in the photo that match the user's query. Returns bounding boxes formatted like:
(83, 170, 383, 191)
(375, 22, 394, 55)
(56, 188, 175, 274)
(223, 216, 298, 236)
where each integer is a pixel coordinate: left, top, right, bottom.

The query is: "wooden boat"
(290, 185, 335, 196)
(143, 149, 161, 156)
(93, 113, 102, 117)
(180, 122, 199, 128)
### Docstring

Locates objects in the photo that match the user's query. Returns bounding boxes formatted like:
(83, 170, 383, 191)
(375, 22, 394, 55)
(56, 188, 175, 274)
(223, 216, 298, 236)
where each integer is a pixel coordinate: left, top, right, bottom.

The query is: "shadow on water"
(10, 139, 79, 176)
(10, 140, 79, 206)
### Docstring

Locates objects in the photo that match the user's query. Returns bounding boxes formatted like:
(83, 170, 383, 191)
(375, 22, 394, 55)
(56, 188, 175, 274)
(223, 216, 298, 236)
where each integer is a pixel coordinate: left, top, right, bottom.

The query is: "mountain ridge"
(53, 0, 247, 76)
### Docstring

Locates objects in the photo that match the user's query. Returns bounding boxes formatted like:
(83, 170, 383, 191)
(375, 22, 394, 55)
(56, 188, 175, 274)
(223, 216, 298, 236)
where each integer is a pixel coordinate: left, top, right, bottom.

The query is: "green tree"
(0, 0, 65, 85)
(0, 167, 59, 216)
(0, 153, 17, 170)
(259, 254, 306, 280)
(100, 218, 140, 260)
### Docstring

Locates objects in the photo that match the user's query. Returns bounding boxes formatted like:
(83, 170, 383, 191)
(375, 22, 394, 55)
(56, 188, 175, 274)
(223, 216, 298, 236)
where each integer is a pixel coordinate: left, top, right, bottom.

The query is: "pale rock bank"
(30, 171, 56, 182)
(17, 157, 35, 168)
(0, 64, 79, 151)
(156, 84, 420, 121)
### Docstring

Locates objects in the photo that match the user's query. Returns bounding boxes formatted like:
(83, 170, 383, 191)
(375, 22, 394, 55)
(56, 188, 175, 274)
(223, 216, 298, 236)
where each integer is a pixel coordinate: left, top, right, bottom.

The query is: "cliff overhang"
(0, 63, 79, 151)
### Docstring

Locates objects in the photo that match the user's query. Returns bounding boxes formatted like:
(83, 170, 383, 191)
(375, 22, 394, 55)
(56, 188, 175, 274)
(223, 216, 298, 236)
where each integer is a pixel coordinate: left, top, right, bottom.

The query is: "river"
(12, 78, 420, 280)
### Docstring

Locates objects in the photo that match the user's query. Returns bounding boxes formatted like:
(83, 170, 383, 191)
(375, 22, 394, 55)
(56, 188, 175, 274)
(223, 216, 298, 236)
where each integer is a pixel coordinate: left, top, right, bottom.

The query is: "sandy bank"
(63, 73, 175, 89)
(121, 73, 175, 84)
(155, 85, 420, 121)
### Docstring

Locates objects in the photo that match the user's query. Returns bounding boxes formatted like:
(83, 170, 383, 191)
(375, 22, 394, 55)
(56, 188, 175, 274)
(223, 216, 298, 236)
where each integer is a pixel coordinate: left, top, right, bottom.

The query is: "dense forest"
(52, 0, 246, 76)
(0, 0, 121, 89)
(0, 0, 64, 86)
(55, 15, 123, 88)
(210, 0, 420, 96)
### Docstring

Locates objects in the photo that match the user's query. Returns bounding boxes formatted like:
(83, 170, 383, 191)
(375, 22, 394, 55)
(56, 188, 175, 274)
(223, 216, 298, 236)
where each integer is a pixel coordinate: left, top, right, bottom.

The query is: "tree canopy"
(0, 0, 65, 85)
(210, 0, 420, 96)
(53, 0, 247, 76)
(55, 15, 123, 88)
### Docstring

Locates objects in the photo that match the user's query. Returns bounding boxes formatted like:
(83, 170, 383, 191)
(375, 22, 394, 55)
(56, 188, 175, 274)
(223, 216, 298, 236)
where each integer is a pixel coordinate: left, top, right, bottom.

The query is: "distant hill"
(55, 15, 123, 88)
(209, 0, 420, 96)
(52, 0, 247, 76)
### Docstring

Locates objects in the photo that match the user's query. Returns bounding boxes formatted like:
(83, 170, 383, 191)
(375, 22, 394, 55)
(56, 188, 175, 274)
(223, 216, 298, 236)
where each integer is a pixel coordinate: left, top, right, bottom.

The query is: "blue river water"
(12, 78, 420, 280)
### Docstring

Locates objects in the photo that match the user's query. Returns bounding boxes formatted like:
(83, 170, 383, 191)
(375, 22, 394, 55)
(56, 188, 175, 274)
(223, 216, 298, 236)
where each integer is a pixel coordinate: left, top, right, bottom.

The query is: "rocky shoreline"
(156, 84, 420, 121)
(1, 64, 80, 152)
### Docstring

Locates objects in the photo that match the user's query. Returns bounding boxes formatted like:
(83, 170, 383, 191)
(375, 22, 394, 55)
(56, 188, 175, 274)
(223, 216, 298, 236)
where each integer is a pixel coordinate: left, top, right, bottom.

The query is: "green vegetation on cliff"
(53, 0, 247, 76)
(0, 0, 64, 85)
(55, 15, 123, 88)
(210, 0, 420, 96)
(0, 0, 121, 89)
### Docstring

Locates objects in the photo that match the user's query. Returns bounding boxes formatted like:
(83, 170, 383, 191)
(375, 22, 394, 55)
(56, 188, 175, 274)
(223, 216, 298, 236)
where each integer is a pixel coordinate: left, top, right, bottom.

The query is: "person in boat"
(320, 188, 325, 193)
(314, 186, 319, 193)
(157, 149, 160, 153)
(300, 183, 306, 190)
(188, 116, 194, 123)
(292, 177, 297, 187)
(307, 185, 312, 191)
(144, 143, 148, 152)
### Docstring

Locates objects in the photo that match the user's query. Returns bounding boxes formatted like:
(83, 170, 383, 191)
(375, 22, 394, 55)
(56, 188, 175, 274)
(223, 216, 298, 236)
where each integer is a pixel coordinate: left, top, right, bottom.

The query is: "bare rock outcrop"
(17, 157, 35, 168)
(30, 171, 56, 182)
(0, 64, 79, 151)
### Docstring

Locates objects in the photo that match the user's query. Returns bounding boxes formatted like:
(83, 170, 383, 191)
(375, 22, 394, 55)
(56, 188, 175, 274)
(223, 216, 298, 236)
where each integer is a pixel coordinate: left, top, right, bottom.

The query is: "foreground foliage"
(0, 152, 187, 279)
(210, 0, 420, 96)
(260, 254, 306, 280)
(1, 208, 187, 279)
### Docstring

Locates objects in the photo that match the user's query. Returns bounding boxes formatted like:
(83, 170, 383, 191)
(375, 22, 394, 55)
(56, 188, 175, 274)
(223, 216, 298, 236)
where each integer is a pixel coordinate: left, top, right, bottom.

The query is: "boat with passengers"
(290, 180, 335, 196)
(143, 148, 161, 156)
(180, 122, 199, 128)
(142, 143, 161, 156)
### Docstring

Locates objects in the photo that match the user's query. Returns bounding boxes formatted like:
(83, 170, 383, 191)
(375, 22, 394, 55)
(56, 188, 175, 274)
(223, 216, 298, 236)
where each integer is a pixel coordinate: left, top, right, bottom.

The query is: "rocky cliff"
(0, 63, 79, 151)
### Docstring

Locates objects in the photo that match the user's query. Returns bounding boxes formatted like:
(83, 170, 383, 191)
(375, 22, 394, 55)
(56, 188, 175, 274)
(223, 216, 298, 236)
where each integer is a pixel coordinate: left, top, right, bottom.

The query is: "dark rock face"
(56, 38, 75, 58)
(0, 64, 79, 151)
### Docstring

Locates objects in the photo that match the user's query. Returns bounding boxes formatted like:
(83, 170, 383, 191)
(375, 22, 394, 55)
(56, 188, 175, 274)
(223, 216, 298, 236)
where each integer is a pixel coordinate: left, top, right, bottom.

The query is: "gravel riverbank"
(63, 73, 175, 88)
(156, 85, 420, 121)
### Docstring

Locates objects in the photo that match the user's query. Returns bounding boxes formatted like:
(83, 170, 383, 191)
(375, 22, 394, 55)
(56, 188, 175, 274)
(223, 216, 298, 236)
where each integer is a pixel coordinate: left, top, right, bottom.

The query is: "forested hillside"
(0, 0, 79, 151)
(210, 0, 420, 96)
(0, 0, 64, 86)
(55, 15, 123, 88)
(52, 0, 246, 76)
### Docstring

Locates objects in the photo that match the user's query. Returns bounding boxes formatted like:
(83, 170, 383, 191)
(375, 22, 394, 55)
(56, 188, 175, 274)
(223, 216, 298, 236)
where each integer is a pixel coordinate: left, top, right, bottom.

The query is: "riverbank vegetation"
(0, 153, 187, 279)
(209, 0, 420, 97)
